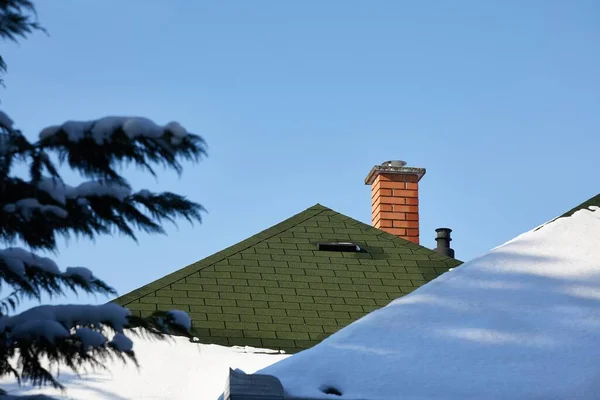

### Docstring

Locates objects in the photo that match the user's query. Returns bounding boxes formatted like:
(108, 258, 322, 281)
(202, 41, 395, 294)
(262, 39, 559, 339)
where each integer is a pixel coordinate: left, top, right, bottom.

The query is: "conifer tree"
(0, 1, 205, 397)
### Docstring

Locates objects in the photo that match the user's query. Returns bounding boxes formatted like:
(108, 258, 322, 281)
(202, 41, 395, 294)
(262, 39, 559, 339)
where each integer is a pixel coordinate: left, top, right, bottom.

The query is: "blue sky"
(2, 0, 599, 306)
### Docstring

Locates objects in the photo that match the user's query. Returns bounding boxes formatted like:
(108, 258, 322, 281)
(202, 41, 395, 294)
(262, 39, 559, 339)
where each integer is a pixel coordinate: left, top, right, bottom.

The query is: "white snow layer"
(5, 304, 131, 334)
(110, 332, 133, 352)
(256, 206, 600, 399)
(2, 178, 132, 222)
(0, 248, 61, 276)
(0, 332, 289, 399)
(167, 309, 192, 330)
(62, 267, 95, 282)
(75, 327, 107, 350)
(39, 117, 189, 145)
(2, 198, 68, 220)
(0, 248, 98, 281)
(3, 208, 599, 399)
(36, 177, 132, 204)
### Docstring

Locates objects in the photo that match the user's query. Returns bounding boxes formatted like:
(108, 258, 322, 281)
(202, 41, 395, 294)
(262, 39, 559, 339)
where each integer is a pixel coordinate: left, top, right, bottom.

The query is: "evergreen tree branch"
(0, 0, 48, 87)
(1, 304, 192, 392)
(37, 117, 207, 183)
(0, 1, 204, 396)
(0, 248, 117, 313)
(131, 190, 205, 226)
(1, 175, 205, 250)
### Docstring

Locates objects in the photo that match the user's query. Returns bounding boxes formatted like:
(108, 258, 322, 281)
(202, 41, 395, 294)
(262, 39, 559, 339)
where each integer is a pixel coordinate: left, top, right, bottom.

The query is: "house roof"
(113, 203, 461, 353)
(534, 193, 600, 232)
(255, 199, 600, 399)
(560, 193, 600, 218)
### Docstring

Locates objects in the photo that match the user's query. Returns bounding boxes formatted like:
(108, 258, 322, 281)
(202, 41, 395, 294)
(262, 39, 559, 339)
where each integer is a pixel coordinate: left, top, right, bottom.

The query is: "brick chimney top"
(365, 160, 426, 244)
(364, 160, 426, 185)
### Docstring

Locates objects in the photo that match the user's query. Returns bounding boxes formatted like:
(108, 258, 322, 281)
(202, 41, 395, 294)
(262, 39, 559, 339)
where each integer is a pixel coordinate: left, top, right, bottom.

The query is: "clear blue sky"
(2, 0, 599, 306)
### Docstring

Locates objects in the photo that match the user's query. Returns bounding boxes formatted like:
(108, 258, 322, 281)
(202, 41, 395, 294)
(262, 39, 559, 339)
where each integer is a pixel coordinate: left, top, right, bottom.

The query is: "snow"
(36, 177, 132, 204)
(10, 320, 69, 343)
(167, 310, 192, 330)
(257, 205, 600, 399)
(110, 332, 133, 352)
(136, 189, 152, 198)
(0, 394, 56, 399)
(0, 247, 61, 276)
(71, 181, 131, 201)
(75, 328, 107, 350)
(5, 304, 131, 335)
(0, 332, 289, 399)
(5, 206, 599, 398)
(0, 247, 102, 288)
(2, 199, 68, 220)
(36, 178, 68, 205)
(62, 267, 94, 282)
(0, 248, 27, 275)
(39, 117, 190, 145)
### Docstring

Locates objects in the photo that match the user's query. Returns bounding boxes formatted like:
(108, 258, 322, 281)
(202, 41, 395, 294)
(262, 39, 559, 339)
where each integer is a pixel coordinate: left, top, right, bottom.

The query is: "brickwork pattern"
(371, 173, 421, 244)
(114, 204, 461, 353)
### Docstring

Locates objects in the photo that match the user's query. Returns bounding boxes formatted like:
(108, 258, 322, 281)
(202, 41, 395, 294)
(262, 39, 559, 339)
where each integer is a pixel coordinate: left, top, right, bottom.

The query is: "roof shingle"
(113, 204, 462, 353)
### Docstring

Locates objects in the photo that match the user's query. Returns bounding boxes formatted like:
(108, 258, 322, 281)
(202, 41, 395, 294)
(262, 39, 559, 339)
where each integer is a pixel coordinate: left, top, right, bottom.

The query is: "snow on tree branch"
(1, 175, 203, 251)
(0, 114, 202, 394)
(3, 199, 68, 220)
(1, 4, 201, 397)
(0, 304, 193, 390)
(37, 116, 207, 183)
(0, 247, 115, 313)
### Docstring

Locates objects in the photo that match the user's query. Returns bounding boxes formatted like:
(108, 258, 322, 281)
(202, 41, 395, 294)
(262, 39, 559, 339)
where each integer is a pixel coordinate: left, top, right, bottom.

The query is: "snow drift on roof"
(258, 206, 600, 399)
(0, 331, 288, 399)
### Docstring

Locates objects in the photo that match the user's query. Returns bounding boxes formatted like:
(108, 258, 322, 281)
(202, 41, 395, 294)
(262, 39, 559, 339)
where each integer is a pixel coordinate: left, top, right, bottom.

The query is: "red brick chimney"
(364, 160, 426, 244)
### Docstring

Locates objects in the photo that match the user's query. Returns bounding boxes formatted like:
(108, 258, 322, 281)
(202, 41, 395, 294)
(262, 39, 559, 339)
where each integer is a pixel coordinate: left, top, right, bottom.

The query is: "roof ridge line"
(534, 193, 600, 232)
(325, 209, 462, 261)
(112, 205, 328, 306)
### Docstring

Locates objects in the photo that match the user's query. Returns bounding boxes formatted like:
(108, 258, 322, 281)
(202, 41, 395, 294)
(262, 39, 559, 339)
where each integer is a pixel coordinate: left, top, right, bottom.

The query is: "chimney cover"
(364, 160, 426, 185)
(383, 160, 407, 168)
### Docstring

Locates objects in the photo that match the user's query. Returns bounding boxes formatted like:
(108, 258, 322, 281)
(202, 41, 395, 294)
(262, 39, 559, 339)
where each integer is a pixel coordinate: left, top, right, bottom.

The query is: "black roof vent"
(317, 242, 362, 252)
(435, 228, 455, 258)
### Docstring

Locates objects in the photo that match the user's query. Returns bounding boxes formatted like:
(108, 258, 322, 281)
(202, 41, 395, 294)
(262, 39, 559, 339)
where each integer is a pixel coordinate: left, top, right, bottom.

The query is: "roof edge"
(319, 206, 463, 264)
(112, 204, 330, 305)
(534, 193, 600, 232)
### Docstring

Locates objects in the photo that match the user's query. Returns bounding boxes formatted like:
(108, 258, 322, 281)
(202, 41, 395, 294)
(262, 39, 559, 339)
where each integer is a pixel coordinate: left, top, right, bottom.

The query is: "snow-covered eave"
(224, 368, 284, 400)
(531, 194, 600, 234)
(223, 369, 371, 400)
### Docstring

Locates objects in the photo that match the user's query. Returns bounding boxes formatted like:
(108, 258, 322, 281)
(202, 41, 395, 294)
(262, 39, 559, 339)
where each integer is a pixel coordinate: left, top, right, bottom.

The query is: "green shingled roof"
(113, 204, 462, 353)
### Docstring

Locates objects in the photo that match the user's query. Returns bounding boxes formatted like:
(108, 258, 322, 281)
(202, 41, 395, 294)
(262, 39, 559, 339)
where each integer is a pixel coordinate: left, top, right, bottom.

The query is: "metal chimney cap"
(382, 160, 407, 168)
(435, 228, 453, 241)
(364, 160, 426, 185)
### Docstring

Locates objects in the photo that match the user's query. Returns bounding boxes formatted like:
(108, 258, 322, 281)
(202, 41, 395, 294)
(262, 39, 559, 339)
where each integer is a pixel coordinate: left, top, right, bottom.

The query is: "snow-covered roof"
(256, 205, 600, 399)
(4, 202, 600, 399)
(0, 331, 288, 399)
